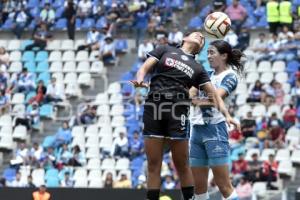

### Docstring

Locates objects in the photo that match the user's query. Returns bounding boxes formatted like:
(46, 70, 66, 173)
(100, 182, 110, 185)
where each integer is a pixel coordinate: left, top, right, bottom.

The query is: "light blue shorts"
(189, 121, 230, 167)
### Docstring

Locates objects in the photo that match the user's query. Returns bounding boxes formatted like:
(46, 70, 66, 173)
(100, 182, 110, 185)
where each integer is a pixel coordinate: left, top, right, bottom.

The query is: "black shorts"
(143, 99, 190, 140)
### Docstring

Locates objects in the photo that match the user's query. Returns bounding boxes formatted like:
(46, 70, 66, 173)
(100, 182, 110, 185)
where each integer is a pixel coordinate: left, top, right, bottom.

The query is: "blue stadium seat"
(199, 5, 211, 19)
(96, 17, 107, 29)
(21, 40, 34, 50)
(55, 7, 65, 19)
(244, 17, 256, 29)
(46, 168, 59, 179)
(27, 0, 39, 8)
(256, 16, 268, 28)
(115, 39, 128, 53)
(24, 62, 36, 73)
(171, 0, 184, 9)
(37, 72, 50, 85)
(53, 0, 64, 8)
(36, 61, 49, 73)
(81, 18, 95, 30)
(1, 19, 13, 30)
(36, 51, 49, 62)
(287, 60, 300, 73)
(3, 168, 16, 182)
(42, 135, 55, 148)
(46, 177, 60, 187)
(54, 18, 67, 30)
(130, 156, 144, 171)
(188, 16, 203, 29)
(40, 104, 54, 118)
(30, 7, 40, 18)
(120, 72, 134, 81)
(76, 18, 82, 30)
(22, 51, 35, 62)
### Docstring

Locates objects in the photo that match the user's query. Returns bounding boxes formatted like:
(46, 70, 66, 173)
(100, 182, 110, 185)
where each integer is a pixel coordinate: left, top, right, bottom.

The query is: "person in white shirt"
(12, 6, 28, 39)
(14, 68, 36, 94)
(60, 172, 74, 187)
(99, 36, 116, 64)
(45, 77, 65, 103)
(111, 132, 129, 157)
(248, 32, 268, 61)
(10, 142, 29, 166)
(168, 26, 183, 46)
(29, 142, 43, 166)
(78, 0, 92, 21)
(40, 3, 55, 29)
(224, 30, 238, 47)
(138, 39, 154, 61)
(77, 26, 103, 51)
(11, 172, 26, 187)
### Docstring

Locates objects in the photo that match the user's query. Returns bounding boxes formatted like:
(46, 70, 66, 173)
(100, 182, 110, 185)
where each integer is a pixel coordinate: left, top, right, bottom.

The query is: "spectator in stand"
(278, 25, 294, 43)
(0, 47, 9, 71)
(250, 33, 268, 61)
(54, 121, 72, 147)
(136, 174, 147, 189)
(241, 112, 257, 138)
(147, 10, 161, 37)
(134, 5, 150, 48)
(279, 0, 293, 29)
(265, 113, 285, 149)
(44, 77, 65, 103)
(11, 172, 26, 187)
(138, 39, 154, 61)
(64, 0, 76, 40)
(235, 27, 250, 51)
(115, 3, 132, 33)
(60, 172, 74, 187)
(32, 185, 51, 200)
(0, 0, 13, 25)
(12, 6, 29, 39)
(224, 29, 238, 47)
(231, 153, 249, 185)
(103, 172, 113, 188)
(25, 23, 53, 51)
(292, 78, 300, 107)
(41, 147, 56, 169)
(57, 144, 72, 167)
(273, 32, 297, 61)
(236, 177, 252, 200)
(247, 153, 261, 183)
(9, 68, 35, 94)
(283, 104, 297, 129)
(261, 154, 278, 190)
(211, 0, 226, 12)
(0, 90, 10, 115)
(28, 80, 47, 105)
(229, 128, 244, 149)
(264, 79, 277, 98)
(39, 3, 55, 29)
(77, 0, 92, 22)
(26, 175, 36, 188)
(167, 26, 183, 47)
(274, 82, 285, 105)
(247, 80, 264, 103)
(111, 132, 129, 158)
(225, 0, 247, 34)
(0, 70, 8, 91)
(77, 26, 102, 52)
(266, 0, 280, 34)
(98, 35, 116, 65)
(77, 105, 97, 125)
(29, 142, 43, 167)
(258, 33, 281, 62)
(129, 131, 144, 159)
(68, 145, 86, 167)
(15, 101, 40, 130)
(10, 142, 29, 166)
(162, 174, 176, 190)
(114, 173, 132, 188)
(92, 1, 104, 20)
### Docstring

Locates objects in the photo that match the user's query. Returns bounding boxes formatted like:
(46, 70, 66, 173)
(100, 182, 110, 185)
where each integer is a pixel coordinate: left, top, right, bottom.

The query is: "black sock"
(146, 189, 160, 200)
(181, 186, 194, 200)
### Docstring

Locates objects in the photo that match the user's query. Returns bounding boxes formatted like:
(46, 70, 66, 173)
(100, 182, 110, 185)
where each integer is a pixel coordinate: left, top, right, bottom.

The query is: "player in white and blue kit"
(189, 40, 245, 200)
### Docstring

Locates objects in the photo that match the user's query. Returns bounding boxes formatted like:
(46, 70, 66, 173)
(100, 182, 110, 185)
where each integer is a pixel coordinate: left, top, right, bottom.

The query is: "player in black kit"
(131, 32, 237, 200)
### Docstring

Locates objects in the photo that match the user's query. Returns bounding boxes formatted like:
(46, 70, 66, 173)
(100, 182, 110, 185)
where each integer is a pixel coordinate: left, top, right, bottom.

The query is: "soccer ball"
(204, 12, 231, 39)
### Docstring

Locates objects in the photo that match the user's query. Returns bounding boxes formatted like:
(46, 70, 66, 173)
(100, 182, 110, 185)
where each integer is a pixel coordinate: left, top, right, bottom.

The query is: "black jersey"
(147, 45, 210, 100)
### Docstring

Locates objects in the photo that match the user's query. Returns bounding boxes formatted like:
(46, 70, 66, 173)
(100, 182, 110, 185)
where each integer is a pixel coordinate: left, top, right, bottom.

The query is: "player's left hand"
(225, 115, 241, 131)
(130, 80, 149, 88)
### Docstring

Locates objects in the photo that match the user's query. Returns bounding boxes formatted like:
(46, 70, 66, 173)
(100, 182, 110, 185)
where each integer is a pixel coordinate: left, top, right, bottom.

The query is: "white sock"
(225, 190, 238, 200)
(193, 192, 209, 200)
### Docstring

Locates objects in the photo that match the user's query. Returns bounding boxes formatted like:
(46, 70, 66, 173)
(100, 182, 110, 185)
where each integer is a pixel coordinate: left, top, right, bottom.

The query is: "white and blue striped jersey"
(190, 68, 238, 125)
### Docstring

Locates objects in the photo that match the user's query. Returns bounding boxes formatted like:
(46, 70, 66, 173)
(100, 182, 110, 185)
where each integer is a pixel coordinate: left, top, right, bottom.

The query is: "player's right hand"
(130, 80, 149, 88)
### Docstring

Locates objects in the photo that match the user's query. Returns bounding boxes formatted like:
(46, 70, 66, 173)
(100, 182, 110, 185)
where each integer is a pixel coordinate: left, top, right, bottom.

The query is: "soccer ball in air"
(204, 12, 231, 38)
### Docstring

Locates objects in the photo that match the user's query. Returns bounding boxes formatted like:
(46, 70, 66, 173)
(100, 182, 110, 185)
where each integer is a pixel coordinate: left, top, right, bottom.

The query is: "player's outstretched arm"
(130, 57, 158, 88)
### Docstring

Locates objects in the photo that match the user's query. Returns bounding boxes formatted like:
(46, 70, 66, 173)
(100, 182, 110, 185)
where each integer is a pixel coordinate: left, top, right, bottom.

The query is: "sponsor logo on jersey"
(164, 57, 194, 78)
(181, 55, 189, 61)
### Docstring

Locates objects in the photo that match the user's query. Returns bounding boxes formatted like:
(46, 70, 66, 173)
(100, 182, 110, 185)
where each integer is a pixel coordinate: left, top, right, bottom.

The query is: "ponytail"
(210, 40, 245, 75)
(228, 49, 245, 75)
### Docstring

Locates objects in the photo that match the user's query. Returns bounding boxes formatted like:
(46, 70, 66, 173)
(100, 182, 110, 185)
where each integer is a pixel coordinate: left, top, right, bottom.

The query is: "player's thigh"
(191, 167, 209, 193)
(169, 139, 190, 171)
(144, 138, 164, 170)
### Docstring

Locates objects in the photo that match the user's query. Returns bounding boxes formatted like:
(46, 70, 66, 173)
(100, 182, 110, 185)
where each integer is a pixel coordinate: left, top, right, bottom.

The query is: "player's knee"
(173, 160, 189, 174)
(216, 183, 232, 196)
(147, 159, 162, 174)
